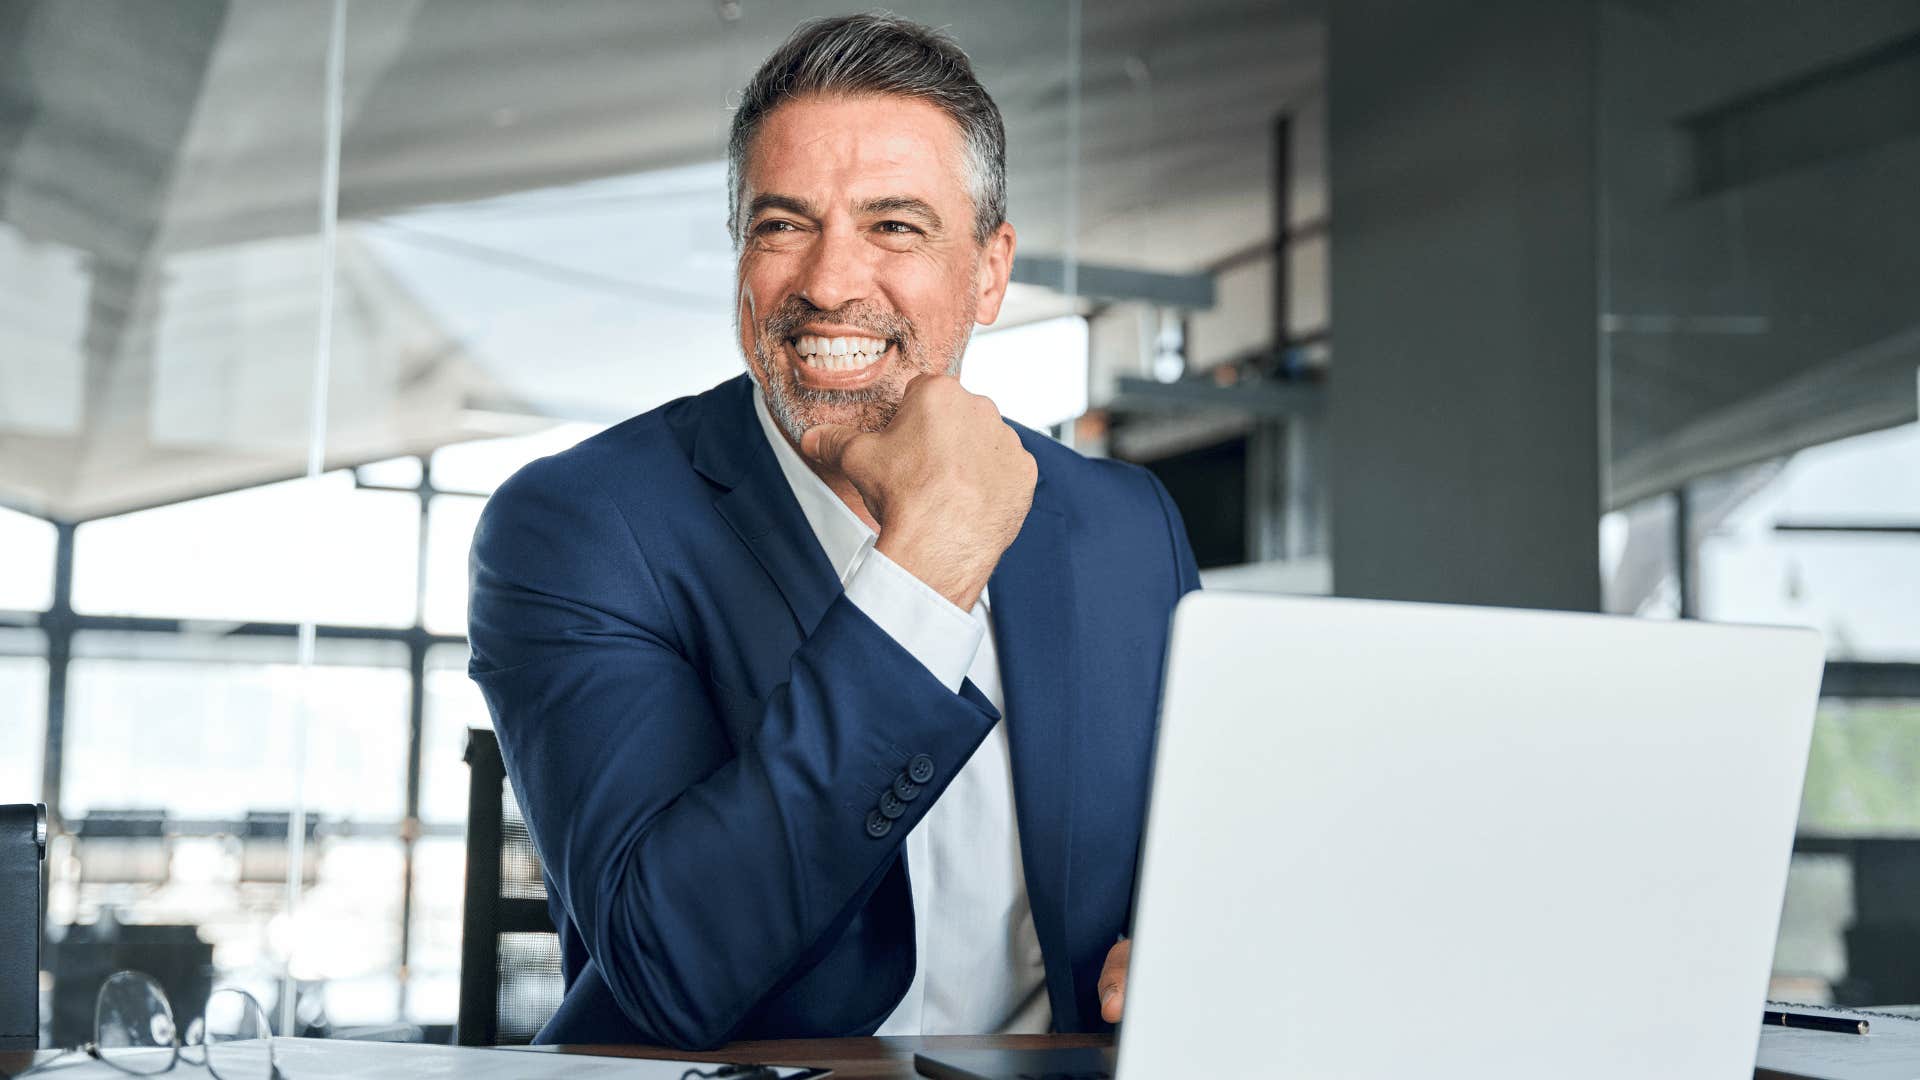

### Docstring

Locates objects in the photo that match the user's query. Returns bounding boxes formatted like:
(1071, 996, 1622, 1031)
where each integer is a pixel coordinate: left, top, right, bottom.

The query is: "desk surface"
(0, 1035, 1110, 1080)
(0, 1031, 1867, 1080)
(537, 1034, 1112, 1079)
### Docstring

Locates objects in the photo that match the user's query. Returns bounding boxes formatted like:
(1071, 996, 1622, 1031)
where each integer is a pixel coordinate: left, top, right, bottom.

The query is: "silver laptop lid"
(1120, 593, 1822, 1079)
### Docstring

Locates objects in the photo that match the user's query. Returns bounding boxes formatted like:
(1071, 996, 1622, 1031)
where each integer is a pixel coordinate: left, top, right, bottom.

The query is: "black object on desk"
(0, 804, 47, 1052)
(1763, 1008, 1869, 1035)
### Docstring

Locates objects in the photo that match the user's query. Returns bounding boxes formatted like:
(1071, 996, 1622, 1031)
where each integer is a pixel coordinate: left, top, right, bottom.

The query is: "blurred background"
(0, 0, 1915, 1046)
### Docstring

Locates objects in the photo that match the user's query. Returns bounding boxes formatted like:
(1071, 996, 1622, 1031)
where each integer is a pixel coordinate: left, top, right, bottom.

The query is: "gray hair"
(727, 12, 1007, 247)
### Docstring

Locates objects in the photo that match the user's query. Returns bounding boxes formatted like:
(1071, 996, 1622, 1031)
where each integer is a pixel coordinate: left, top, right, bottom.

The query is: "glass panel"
(355, 456, 423, 490)
(0, 631, 48, 803)
(72, 471, 421, 628)
(962, 316, 1090, 431)
(1699, 423, 1920, 660)
(427, 425, 606, 498)
(0, 5, 338, 521)
(404, 836, 465, 1025)
(1771, 698, 1920, 1003)
(1601, 493, 1686, 618)
(1769, 851, 1850, 1003)
(1599, 1, 1920, 505)
(422, 494, 485, 636)
(1798, 699, 1920, 836)
(420, 645, 491, 827)
(294, 838, 405, 1027)
(63, 633, 410, 823)
(4, 0, 346, 1033)
(0, 507, 56, 612)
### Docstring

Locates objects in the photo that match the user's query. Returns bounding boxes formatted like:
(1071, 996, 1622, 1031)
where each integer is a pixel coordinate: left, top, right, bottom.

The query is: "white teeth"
(793, 334, 887, 372)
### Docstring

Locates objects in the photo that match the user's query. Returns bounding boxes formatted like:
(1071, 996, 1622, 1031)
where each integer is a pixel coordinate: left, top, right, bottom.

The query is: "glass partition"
(1, 0, 1326, 1042)
(0, 0, 346, 1043)
(1601, 0, 1920, 1006)
(1599, 1, 1920, 508)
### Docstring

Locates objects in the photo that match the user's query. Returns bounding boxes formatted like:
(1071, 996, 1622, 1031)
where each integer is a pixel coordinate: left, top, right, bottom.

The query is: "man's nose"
(793, 225, 875, 312)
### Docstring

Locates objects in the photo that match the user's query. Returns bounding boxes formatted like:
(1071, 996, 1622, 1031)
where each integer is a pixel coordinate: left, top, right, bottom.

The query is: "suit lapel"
(988, 465, 1083, 1030)
(692, 376, 842, 636)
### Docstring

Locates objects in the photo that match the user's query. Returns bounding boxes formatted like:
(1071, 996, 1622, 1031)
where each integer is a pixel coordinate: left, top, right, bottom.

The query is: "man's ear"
(972, 221, 1018, 326)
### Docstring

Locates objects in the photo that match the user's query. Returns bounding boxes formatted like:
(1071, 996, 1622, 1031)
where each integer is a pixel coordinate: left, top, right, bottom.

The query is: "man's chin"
(794, 401, 897, 436)
(762, 386, 899, 447)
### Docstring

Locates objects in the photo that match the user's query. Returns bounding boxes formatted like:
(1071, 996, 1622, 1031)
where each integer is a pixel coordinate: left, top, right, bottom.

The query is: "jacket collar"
(692, 374, 843, 635)
(749, 381, 878, 587)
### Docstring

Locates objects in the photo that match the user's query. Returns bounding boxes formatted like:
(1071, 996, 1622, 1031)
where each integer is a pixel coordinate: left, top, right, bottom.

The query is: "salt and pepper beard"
(742, 290, 978, 449)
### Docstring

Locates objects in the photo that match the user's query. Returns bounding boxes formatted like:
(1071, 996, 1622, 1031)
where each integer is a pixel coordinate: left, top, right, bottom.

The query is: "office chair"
(2, 803, 47, 1051)
(456, 729, 561, 1047)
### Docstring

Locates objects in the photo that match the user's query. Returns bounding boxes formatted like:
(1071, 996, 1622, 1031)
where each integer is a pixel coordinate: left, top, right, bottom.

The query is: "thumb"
(800, 423, 863, 471)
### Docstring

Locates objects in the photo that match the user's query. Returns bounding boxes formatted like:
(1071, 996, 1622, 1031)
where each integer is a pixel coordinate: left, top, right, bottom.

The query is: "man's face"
(735, 93, 1016, 446)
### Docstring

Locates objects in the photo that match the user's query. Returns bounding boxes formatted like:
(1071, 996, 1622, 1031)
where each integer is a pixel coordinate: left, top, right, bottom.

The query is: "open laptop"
(917, 592, 1823, 1080)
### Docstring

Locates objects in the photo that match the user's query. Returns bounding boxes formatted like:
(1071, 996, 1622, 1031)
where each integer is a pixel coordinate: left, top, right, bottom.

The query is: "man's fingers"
(1098, 938, 1130, 1024)
(801, 423, 863, 471)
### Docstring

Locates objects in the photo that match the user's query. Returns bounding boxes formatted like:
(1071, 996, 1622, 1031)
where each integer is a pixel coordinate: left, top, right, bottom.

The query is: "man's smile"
(783, 324, 898, 390)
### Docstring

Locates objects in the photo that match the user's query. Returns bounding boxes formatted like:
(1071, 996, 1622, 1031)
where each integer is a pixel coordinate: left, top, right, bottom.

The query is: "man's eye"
(877, 221, 920, 235)
(755, 220, 798, 234)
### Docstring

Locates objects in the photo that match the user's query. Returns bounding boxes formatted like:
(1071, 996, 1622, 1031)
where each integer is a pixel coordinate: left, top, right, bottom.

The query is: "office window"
(298, 837, 407, 1026)
(1699, 422, 1920, 660)
(428, 424, 605, 497)
(355, 456, 424, 490)
(419, 645, 490, 826)
(71, 472, 420, 628)
(0, 631, 47, 803)
(962, 316, 1090, 431)
(62, 634, 410, 822)
(405, 836, 466, 1024)
(1799, 699, 1920, 835)
(1772, 700, 1920, 1006)
(0, 506, 56, 612)
(1600, 494, 1682, 618)
(422, 495, 486, 637)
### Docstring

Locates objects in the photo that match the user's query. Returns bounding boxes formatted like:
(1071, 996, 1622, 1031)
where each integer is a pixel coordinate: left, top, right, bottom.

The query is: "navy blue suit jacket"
(467, 373, 1199, 1049)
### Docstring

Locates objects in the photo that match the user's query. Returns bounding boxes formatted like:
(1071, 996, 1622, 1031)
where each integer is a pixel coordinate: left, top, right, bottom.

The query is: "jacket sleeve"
(465, 456, 999, 1049)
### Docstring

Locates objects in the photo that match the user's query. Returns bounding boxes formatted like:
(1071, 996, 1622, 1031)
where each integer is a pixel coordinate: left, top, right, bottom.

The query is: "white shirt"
(752, 387, 1052, 1036)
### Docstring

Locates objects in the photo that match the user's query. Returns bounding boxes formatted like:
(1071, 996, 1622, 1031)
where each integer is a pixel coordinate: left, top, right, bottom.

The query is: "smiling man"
(467, 14, 1198, 1049)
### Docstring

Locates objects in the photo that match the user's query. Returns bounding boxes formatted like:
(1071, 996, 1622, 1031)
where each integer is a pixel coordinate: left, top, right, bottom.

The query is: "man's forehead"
(744, 93, 967, 193)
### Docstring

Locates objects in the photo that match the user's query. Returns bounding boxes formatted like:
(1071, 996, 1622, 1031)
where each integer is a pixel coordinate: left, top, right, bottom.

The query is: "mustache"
(762, 298, 915, 344)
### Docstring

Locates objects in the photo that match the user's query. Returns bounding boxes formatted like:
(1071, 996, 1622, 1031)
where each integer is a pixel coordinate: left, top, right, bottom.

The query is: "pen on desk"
(1763, 1009, 1868, 1035)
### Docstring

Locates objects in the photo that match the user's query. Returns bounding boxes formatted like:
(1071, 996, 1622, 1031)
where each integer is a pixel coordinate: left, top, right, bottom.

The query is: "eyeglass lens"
(190, 988, 275, 1080)
(92, 972, 276, 1080)
(92, 972, 177, 1076)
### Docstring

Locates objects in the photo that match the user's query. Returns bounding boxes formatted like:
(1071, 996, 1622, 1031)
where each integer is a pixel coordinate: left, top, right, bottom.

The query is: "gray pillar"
(1328, 0, 1601, 611)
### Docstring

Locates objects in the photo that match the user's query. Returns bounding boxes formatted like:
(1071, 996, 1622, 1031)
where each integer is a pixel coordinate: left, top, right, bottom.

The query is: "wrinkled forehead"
(740, 93, 972, 213)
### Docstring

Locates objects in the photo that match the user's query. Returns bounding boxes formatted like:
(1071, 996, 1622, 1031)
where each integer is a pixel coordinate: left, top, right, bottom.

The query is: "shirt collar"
(752, 381, 877, 585)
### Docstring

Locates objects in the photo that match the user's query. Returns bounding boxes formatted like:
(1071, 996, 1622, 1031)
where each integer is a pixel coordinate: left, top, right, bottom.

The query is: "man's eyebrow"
(855, 195, 944, 230)
(746, 193, 820, 220)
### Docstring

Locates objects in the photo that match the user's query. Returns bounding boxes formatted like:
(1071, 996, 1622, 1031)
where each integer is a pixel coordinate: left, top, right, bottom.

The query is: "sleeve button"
(865, 809, 893, 839)
(907, 754, 935, 784)
(879, 790, 907, 819)
(892, 773, 921, 801)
